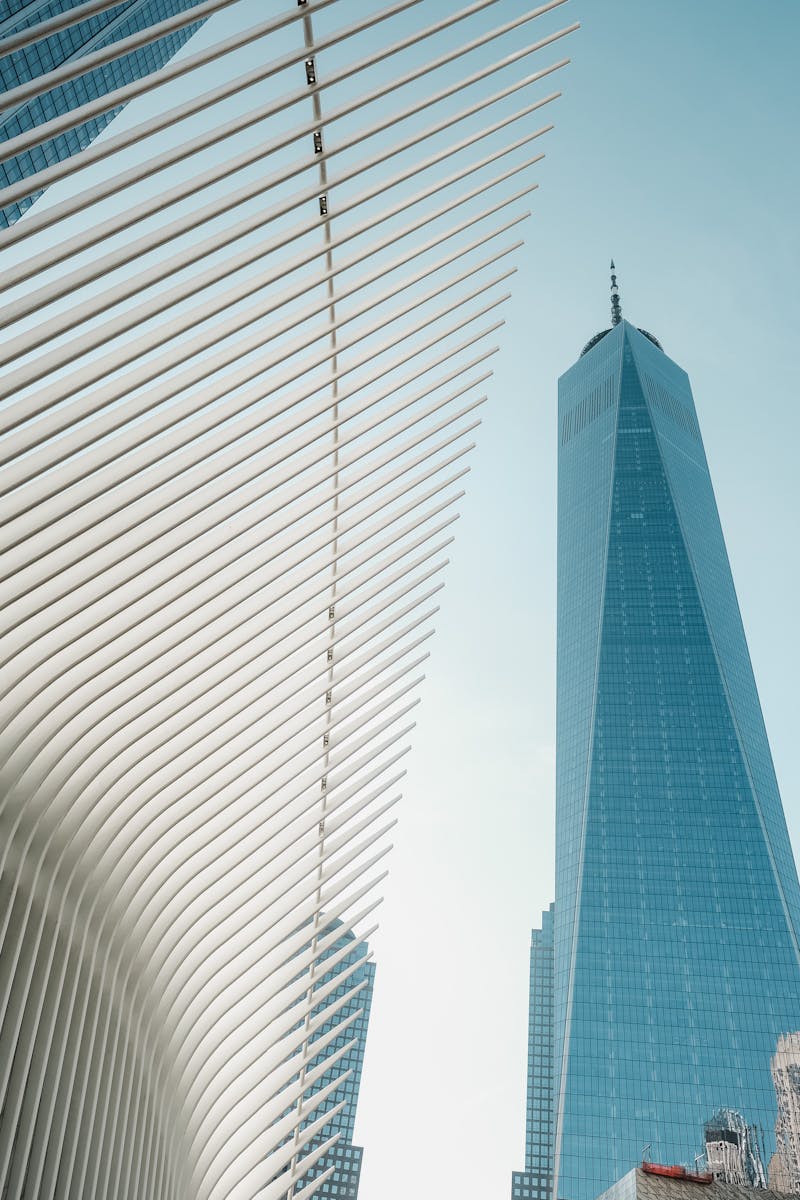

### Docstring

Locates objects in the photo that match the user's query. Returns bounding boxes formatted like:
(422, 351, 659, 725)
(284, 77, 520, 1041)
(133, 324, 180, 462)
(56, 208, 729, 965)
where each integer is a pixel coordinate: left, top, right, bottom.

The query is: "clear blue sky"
(357, 3, 800, 1198)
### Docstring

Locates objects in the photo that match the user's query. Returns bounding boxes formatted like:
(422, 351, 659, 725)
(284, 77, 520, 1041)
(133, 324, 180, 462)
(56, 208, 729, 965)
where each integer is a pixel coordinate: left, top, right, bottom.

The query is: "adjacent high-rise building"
(290, 923, 375, 1200)
(512, 904, 556, 1200)
(553, 271, 800, 1200)
(0, 0, 206, 227)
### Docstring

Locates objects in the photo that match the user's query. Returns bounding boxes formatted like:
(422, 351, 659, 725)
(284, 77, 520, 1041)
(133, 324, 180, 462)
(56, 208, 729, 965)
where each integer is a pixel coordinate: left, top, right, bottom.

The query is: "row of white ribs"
(0, 1, 575, 1196)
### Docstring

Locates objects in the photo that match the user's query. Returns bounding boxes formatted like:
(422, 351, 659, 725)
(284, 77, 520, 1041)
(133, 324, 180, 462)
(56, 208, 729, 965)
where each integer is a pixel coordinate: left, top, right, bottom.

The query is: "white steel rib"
(0, 0, 576, 1196)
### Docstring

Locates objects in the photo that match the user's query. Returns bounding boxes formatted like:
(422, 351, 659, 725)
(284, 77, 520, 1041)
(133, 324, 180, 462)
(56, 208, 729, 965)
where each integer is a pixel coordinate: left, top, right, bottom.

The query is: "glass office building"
(512, 904, 556, 1200)
(554, 316, 800, 1200)
(291, 924, 375, 1200)
(0, 0, 206, 227)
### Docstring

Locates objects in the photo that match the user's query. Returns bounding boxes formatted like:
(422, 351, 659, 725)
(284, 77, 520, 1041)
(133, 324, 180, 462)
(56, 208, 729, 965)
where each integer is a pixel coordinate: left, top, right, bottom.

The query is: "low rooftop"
(596, 1167, 800, 1200)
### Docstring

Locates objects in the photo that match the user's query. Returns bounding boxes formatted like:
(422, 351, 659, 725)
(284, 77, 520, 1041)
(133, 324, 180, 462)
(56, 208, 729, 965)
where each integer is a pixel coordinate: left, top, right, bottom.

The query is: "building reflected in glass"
(769, 1032, 800, 1191)
(703, 1107, 766, 1187)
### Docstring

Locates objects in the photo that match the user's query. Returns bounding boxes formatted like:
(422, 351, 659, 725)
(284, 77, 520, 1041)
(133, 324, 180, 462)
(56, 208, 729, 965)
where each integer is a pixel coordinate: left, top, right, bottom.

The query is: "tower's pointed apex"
(610, 260, 622, 326)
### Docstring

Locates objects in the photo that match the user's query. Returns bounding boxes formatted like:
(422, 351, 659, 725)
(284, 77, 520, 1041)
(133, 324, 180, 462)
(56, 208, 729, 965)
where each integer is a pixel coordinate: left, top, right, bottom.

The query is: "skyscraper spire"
(554, 285, 800, 1200)
(610, 258, 622, 325)
(580, 263, 662, 358)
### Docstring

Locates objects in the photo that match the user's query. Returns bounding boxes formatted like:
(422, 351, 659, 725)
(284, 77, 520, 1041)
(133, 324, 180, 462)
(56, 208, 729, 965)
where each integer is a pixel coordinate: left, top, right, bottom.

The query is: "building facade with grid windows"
(0, 0, 207, 227)
(512, 904, 555, 1200)
(289, 922, 375, 1200)
(553, 312, 800, 1200)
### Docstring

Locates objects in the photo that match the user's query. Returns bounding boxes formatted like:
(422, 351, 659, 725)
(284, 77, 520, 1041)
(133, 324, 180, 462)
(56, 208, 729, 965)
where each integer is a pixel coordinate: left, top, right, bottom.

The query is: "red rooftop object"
(642, 1163, 713, 1185)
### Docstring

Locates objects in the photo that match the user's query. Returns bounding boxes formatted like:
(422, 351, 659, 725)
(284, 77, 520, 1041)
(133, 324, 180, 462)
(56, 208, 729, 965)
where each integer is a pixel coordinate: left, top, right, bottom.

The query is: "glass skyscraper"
(553, 302, 800, 1200)
(289, 923, 375, 1200)
(0, 0, 206, 227)
(512, 904, 556, 1200)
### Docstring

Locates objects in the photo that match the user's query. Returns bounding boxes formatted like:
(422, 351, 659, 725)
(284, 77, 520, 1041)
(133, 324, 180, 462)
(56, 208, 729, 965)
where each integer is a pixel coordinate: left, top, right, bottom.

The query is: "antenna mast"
(610, 259, 622, 326)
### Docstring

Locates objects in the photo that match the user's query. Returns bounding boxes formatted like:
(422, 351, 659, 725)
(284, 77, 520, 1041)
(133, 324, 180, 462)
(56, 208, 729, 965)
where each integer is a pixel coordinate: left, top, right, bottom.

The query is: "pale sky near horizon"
(356, 3, 800, 1198)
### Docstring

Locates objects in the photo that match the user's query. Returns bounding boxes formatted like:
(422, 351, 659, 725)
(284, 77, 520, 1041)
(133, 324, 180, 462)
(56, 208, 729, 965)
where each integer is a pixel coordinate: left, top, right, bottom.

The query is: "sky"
(4, 2, 800, 1197)
(354, 3, 800, 1199)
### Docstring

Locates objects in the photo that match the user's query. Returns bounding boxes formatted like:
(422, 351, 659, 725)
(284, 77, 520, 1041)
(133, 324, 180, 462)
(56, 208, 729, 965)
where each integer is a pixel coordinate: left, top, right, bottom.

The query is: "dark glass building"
(290, 923, 375, 1200)
(0, 0, 206, 227)
(553, 298, 800, 1200)
(512, 904, 556, 1200)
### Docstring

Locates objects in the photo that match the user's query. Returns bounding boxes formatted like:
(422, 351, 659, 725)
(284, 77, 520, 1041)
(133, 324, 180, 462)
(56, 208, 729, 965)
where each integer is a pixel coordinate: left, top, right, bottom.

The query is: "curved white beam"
(0, 0, 576, 1195)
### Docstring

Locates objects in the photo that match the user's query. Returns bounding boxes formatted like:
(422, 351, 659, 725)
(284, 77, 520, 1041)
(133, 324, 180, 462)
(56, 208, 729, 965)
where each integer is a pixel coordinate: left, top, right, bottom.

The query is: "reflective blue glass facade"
(293, 924, 375, 1200)
(512, 904, 556, 1200)
(0, 0, 206, 227)
(554, 321, 800, 1200)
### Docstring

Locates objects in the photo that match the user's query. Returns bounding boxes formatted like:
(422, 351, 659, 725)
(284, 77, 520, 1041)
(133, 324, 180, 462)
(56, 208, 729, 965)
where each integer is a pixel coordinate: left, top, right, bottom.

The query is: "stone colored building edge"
(597, 1167, 800, 1200)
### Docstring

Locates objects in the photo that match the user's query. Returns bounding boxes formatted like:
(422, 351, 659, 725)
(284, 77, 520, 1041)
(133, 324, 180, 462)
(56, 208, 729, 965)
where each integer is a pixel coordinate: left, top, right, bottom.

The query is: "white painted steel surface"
(0, 1, 575, 1196)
